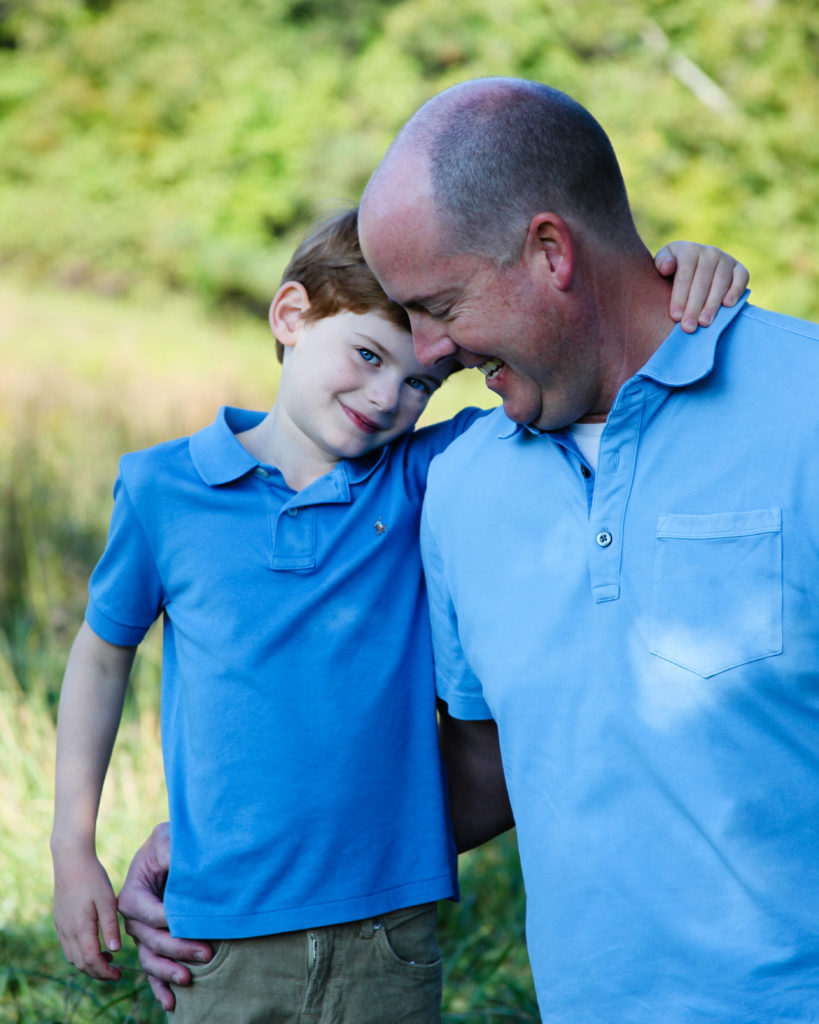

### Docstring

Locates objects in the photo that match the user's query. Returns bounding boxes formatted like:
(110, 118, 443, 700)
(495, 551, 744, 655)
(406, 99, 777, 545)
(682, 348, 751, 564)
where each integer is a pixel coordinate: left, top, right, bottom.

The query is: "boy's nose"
(368, 377, 401, 414)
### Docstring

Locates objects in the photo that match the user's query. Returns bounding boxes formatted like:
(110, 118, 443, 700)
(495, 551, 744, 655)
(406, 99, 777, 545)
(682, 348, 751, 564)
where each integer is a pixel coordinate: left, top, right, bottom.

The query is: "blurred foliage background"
(1, 0, 817, 1020)
(1, 0, 817, 317)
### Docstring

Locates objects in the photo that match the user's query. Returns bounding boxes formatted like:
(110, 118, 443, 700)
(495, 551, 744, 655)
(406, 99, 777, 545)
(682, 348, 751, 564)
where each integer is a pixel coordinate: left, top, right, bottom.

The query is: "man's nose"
(409, 314, 457, 367)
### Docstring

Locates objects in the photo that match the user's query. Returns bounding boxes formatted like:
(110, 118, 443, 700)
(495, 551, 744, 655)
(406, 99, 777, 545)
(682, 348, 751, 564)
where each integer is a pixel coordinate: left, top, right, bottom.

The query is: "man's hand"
(118, 822, 213, 1012)
(655, 241, 750, 333)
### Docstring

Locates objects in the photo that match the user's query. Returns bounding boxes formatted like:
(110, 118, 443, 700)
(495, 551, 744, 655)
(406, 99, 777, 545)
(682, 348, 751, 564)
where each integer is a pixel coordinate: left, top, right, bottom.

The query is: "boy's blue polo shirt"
(87, 405, 482, 938)
(422, 298, 819, 1021)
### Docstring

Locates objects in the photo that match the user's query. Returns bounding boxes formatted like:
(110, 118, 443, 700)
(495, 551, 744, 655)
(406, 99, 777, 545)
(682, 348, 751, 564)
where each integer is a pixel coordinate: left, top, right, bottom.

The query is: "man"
(356, 78, 819, 1021)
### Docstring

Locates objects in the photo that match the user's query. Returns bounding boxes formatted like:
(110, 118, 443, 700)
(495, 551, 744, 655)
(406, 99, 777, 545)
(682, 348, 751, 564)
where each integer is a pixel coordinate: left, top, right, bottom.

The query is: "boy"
(51, 208, 747, 1022)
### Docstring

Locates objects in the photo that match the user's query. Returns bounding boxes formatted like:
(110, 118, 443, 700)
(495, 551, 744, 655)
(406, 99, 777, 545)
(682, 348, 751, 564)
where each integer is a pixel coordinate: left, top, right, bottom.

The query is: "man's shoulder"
(432, 406, 509, 458)
(737, 303, 819, 344)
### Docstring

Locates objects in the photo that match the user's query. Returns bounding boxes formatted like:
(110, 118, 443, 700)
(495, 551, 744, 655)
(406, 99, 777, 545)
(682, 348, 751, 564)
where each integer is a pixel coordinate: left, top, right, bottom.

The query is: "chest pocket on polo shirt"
(650, 508, 782, 678)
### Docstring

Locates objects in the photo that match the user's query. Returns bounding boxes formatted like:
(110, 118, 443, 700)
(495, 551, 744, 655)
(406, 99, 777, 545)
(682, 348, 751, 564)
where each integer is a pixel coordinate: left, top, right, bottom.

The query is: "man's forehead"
(360, 201, 448, 281)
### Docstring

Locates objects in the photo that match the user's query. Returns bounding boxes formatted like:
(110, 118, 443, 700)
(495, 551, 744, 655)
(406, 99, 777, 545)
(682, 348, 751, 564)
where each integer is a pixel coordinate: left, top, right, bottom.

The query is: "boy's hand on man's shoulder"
(654, 240, 749, 332)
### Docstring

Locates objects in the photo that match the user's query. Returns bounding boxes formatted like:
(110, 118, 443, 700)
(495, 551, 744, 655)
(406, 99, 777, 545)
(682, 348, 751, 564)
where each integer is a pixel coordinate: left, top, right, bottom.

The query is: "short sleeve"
(402, 407, 488, 495)
(85, 472, 164, 646)
(421, 500, 492, 721)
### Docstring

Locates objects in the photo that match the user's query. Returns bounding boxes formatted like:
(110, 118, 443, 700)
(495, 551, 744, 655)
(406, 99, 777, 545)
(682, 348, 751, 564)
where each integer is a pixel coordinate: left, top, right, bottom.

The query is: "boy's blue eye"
(406, 377, 430, 394)
(357, 348, 378, 363)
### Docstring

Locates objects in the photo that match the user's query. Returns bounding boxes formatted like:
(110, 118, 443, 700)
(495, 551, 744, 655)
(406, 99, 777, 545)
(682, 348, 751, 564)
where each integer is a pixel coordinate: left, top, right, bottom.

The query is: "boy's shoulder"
(118, 434, 193, 489)
(118, 407, 265, 493)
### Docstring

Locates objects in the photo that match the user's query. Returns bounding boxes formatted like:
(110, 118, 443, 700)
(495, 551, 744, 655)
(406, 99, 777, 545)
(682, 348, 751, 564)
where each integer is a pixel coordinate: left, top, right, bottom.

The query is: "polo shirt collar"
(189, 405, 393, 489)
(189, 407, 267, 485)
(637, 290, 749, 388)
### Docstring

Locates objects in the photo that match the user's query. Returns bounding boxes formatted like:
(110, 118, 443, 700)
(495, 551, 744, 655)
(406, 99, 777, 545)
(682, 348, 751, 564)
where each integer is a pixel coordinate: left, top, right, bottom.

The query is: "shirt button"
(286, 508, 299, 517)
(255, 467, 269, 478)
(581, 465, 591, 479)
(595, 530, 613, 547)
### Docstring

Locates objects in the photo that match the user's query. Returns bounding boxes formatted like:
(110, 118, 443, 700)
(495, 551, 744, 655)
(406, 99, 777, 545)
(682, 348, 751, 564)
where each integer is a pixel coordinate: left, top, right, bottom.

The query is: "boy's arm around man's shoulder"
(438, 699, 514, 853)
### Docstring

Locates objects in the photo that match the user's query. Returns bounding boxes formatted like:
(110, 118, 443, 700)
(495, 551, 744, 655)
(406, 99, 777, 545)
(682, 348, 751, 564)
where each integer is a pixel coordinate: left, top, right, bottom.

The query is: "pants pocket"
(374, 903, 442, 974)
(650, 508, 782, 678)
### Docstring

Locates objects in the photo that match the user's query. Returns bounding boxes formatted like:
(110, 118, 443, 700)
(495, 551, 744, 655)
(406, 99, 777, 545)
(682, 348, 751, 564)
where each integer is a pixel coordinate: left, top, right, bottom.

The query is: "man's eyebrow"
(400, 293, 458, 315)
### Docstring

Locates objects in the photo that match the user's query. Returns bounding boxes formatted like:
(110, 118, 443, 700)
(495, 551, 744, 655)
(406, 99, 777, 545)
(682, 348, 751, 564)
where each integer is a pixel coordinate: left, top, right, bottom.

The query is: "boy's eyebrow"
(353, 331, 390, 356)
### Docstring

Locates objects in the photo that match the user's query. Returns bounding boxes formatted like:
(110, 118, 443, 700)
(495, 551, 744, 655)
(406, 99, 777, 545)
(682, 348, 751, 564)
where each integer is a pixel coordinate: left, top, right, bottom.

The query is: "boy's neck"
(236, 407, 339, 493)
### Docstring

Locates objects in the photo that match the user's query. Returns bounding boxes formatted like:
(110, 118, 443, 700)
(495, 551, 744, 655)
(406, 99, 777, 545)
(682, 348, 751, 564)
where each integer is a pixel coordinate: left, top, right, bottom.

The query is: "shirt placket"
(586, 383, 646, 604)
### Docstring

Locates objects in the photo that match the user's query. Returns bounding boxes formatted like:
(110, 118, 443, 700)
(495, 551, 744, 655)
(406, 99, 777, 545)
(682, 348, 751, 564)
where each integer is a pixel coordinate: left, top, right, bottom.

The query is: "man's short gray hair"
(415, 79, 640, 266)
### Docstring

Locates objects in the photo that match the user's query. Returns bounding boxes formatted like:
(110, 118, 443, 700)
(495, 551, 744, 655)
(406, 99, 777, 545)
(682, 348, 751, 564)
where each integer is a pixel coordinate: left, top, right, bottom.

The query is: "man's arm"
(117, 822, 213, 1012)
(438, 699, 514, 853)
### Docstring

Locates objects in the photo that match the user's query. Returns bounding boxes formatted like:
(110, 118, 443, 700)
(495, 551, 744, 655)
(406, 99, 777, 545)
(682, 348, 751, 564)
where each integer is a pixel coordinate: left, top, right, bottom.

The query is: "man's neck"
(589, 254, 677, 417)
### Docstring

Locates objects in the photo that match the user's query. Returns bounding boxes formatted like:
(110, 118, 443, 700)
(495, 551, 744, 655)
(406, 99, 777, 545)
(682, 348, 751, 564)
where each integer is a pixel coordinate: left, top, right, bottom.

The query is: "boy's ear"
(524, 213, 575, 292)
(269, 281, 311, 348)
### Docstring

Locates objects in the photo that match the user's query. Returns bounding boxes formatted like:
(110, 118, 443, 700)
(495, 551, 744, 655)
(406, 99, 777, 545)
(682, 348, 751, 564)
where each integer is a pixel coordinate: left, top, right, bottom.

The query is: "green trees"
(1, 0, 816, 317)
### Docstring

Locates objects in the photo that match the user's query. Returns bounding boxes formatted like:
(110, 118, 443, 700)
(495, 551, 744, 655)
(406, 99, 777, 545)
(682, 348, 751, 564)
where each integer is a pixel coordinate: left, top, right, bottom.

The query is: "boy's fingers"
(677, 247, 729, 331)
(653, 245, 677, 278)
(667, 268, 697, 326)
(98, 904, 122, 953)
(674, 248, 749, 330)
(723, 260, 750, 307)
(689, 261, 734, 329)
(76, 930, 121, 981)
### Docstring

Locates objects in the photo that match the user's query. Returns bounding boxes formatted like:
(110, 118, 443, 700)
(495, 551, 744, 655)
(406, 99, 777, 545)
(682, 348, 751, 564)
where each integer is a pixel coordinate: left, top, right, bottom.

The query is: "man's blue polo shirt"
(87, 405, 481, 938)
(422, 297, 819, 1022)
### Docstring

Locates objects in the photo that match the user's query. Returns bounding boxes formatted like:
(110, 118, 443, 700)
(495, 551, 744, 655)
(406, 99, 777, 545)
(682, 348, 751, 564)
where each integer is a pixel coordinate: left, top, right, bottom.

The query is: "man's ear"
(269, 281, 311, 349)
(525, 213, 574, 292)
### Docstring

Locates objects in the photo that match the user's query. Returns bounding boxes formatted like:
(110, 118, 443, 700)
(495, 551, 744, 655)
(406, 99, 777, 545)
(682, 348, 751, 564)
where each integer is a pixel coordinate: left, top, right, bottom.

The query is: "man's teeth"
(478, 358, 504, 380)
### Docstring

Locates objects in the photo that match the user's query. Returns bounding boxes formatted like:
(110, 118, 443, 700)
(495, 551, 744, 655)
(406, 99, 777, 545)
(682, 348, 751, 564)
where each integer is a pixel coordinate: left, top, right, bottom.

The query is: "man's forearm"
(438, 702, 514, 852)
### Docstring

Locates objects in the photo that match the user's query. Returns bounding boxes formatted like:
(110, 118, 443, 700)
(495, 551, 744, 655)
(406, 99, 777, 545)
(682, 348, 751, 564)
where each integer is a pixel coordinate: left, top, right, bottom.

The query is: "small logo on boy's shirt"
(374, 519, 386, 535)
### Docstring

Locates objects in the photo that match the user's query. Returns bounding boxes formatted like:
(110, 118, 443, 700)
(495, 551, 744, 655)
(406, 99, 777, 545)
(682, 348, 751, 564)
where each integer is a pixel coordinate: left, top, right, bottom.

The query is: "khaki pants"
(170, 902, 442, 1023)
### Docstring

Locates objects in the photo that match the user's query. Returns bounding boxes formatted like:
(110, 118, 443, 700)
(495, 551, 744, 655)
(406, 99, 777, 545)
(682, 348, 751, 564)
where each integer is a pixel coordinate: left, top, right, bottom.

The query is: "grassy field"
(0, 279, 536, 1022)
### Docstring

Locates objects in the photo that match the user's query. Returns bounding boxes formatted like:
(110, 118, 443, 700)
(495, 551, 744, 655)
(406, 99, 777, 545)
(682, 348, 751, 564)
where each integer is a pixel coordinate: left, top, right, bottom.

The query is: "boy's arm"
(438, 699, 514, 853)
(655, 241, 749, 333)
(51, 621, 136, 981)
(118, 823, 214, 1012)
